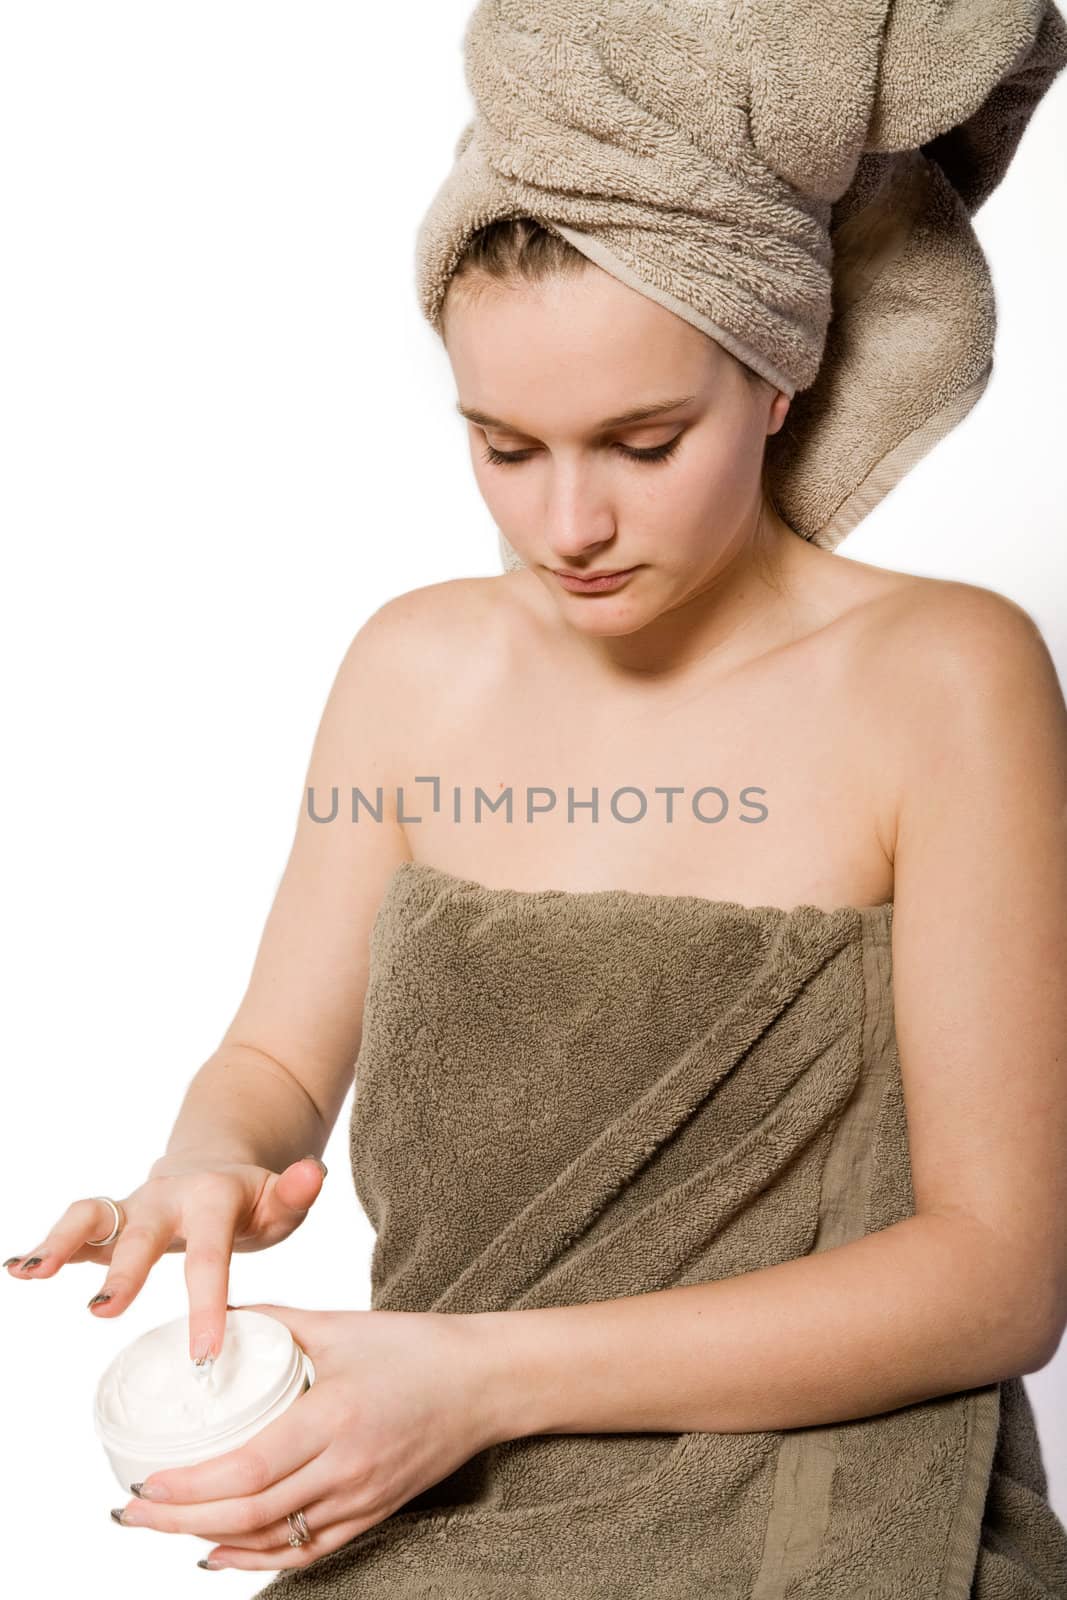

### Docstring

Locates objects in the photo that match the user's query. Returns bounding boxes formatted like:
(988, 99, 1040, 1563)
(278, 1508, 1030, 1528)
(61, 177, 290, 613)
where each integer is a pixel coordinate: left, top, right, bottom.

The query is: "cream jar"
(94, 1308, 316, 1491)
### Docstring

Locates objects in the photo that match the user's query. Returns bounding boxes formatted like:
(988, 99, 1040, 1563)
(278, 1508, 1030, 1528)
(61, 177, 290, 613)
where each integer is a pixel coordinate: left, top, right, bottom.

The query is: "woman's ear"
(767, 390, 791, 439)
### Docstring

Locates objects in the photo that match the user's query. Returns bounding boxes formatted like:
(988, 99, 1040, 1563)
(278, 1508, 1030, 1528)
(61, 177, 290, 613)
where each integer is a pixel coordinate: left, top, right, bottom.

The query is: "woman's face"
(443, 263, 791, 640)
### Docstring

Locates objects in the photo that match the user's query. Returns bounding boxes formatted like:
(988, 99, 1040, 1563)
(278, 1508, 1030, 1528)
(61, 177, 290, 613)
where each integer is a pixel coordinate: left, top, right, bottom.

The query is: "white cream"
(97, 1310, 294, 1436)
(94, 1309, 315, 1490)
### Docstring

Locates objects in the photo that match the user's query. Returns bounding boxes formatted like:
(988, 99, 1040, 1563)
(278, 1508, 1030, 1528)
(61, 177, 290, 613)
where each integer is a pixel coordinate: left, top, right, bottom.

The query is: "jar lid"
(94, 1309, 301, 1451)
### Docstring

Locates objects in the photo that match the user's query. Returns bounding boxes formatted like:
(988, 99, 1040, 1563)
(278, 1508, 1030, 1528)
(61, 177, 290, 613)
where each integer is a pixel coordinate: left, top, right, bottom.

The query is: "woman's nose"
(542, 501, 617, 563)
(536, 459, 621, 561)
(546, 531, 618, 564)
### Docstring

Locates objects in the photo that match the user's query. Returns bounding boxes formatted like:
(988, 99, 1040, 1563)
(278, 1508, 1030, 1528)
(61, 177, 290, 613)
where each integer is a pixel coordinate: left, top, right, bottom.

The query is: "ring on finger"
(287, 1510, 311, 1546)
(199, 1506, 316, 1554)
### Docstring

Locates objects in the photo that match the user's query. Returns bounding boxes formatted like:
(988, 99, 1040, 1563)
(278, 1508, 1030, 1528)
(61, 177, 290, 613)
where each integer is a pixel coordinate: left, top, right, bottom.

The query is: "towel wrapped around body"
(256, 862, 1067, 1598)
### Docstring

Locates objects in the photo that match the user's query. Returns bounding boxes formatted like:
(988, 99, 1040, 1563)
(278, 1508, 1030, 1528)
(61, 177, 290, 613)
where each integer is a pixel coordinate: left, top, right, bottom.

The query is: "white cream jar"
(94, 1308, 316, 1491)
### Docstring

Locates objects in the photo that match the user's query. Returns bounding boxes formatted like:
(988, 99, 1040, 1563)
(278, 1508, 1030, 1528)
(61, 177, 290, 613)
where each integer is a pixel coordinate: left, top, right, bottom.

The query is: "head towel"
(414, 0, 1067, 555)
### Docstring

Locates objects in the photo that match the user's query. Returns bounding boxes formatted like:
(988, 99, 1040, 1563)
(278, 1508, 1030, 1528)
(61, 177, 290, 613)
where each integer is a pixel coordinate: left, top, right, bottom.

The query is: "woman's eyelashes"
(481, 434, 684, 468)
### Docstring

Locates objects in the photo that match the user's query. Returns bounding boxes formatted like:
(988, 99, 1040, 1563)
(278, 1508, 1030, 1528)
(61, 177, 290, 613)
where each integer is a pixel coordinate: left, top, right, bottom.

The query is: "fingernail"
(88, 1291, 113, 1308)
(19, 1257, 44, 1272)
(197, 1558, 227, 1570)
(192, 1332, 216, 1365)
(3, 1256, 23, 1268)
(136, 1479, 171, 1501)
(301, 1154, 328, 1177)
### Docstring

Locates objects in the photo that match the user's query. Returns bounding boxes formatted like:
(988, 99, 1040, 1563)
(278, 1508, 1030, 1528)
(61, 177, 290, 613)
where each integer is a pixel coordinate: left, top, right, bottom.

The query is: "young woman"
(10, 0, 1067, 1588)
(10, 215, 1067, 1592)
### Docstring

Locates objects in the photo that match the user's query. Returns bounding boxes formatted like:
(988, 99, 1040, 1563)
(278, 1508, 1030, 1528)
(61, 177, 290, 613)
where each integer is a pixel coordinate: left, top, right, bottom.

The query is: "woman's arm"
(463, 584, 1067, 1442)
(146, 591, 429, 1176)
(468, 1210, 1050, 1442)
(147, 1044, 333, 1179)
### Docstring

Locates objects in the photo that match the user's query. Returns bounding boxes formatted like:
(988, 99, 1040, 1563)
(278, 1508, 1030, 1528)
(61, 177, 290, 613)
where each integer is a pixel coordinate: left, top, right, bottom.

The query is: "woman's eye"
(481, 435, 683, 468)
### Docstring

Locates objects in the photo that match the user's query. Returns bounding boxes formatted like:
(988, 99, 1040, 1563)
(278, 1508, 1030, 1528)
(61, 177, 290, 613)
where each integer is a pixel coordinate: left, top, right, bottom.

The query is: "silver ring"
(86, 1197, 125, 1248)
(287, 1509, 311, 1547)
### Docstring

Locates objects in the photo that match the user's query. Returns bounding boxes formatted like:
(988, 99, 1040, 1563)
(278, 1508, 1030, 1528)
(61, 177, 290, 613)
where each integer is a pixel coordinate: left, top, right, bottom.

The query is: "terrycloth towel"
(256, 862, 1067, 1598)
(414, 0, 1067, 554)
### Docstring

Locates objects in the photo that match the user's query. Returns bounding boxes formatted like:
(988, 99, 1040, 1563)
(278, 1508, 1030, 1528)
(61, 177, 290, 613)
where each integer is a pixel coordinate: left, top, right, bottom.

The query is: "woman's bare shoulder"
(840, 568, 1060, 753)
(844, 571, 1063, 861)
(852, 571, 1052, 679)
(366, 571, 541, 681)
(371, 571, 530, 630)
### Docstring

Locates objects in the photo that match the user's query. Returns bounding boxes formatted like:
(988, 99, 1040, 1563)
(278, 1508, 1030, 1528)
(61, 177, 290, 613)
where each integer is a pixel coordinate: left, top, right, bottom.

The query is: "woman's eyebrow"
(455, 394, 696, 432)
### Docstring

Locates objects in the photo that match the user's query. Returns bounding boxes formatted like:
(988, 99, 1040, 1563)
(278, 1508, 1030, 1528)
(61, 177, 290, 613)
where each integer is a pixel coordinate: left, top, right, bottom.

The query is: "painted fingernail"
(135, 1477, 171, 1501)
(19, 1257, 44, 1272)
(197, 1558, 227, 1570)
(110, 1506, 139, 1526)
(88, 1291, 113, 1308)
(192, 1332, 216, 1365)
(3, 1256, 23, 1268)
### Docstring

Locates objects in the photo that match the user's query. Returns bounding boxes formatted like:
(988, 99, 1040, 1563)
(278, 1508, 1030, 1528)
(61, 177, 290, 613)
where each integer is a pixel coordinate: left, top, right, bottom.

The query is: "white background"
(0, 5, 1064, 1595)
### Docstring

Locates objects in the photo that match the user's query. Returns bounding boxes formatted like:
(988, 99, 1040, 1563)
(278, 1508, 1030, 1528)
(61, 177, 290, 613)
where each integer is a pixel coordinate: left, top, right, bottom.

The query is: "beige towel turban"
(414, 0, 1067, 557)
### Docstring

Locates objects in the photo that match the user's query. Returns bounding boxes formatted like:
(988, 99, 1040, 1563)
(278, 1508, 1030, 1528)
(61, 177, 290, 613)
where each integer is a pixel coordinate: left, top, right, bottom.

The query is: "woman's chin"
(553, 593, 666, 638)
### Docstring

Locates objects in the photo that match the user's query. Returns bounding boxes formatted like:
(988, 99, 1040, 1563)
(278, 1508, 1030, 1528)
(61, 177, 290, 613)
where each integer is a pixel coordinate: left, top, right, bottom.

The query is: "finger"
(124, 1466, 332, 1543)
(200, 1511, 369, 1572)
(123, 1456, 338, 1545)
(222, 1299, 322, 1350)
(189, 1492, 336, 1552)
(268, 1158, 327, 1221)
(6, 1197, 133, 1284)
(180, 1186, 246, 1362)
(123, 1430, 381, 1561)
(134, 1388, 324, 1507)
(6, 1248, 53, 1277)
(89, 1208, 174, 1316)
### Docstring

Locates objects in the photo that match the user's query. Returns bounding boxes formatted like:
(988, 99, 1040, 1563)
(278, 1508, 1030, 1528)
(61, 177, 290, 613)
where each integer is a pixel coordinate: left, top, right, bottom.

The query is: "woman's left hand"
(110, 1302, 507, 1573)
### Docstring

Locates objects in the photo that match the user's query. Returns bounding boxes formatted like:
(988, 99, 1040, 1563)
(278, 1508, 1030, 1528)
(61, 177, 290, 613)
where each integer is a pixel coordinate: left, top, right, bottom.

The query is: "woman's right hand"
(2, 1154, 328, 1363)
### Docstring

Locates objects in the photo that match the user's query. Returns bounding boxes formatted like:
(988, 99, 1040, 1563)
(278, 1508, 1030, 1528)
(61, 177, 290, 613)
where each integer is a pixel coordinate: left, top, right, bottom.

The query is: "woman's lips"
(551, 566, 640, 593)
